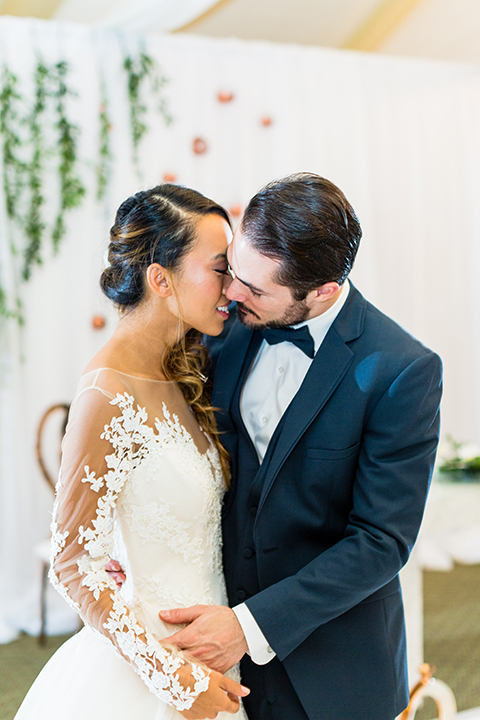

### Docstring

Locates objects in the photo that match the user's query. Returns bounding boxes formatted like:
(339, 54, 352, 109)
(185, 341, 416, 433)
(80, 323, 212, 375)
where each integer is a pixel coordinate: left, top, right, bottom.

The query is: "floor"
(415, 564, 480, 719)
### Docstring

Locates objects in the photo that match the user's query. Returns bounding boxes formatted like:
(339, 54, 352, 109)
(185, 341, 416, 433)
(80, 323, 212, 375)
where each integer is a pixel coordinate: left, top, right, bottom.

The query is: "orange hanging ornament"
(192, 137, 208, 154)
(217, 91, 234, 103)
(92, 315, 106, 330)
(229, 204, 243, 217)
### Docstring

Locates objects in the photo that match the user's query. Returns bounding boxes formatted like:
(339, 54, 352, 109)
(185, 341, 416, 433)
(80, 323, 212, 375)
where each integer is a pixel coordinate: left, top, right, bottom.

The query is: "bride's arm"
(49, 386, 246, 714)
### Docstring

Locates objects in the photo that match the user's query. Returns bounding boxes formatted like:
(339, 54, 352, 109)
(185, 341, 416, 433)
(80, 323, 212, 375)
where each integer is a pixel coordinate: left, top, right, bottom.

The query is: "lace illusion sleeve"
(49, 386, 210, 710)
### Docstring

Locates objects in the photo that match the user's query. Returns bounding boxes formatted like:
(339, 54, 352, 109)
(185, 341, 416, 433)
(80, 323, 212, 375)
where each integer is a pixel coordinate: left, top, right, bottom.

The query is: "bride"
(14, 184, 249, 720)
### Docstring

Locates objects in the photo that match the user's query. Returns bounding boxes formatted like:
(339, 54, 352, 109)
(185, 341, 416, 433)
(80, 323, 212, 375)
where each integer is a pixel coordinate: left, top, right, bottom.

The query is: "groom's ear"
(307, 281, 340, 306)
(145, 263, 173, 298)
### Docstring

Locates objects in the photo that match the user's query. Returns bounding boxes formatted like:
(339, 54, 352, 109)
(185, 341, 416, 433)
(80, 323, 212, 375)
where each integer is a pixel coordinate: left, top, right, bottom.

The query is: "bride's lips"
(216, 301, 231, 319)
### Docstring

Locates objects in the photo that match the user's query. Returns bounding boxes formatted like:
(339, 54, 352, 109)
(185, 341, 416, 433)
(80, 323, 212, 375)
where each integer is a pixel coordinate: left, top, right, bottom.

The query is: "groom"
(160, 173, 442, 720)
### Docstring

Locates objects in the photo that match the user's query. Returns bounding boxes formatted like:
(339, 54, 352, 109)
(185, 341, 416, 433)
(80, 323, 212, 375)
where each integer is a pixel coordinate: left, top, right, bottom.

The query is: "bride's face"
(170, 213, 233, 336)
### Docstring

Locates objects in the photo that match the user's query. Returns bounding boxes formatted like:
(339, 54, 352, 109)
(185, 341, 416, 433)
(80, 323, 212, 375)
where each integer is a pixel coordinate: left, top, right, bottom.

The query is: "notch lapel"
(257, 285, 367, 512)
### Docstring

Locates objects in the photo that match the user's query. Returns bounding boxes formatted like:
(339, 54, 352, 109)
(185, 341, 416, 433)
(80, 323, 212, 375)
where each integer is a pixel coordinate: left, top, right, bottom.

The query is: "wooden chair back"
(36, 403, 70, 490)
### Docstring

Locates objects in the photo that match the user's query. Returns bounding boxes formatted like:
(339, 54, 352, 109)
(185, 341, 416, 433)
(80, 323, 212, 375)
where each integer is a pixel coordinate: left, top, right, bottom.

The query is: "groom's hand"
(159, 605, 248, 674)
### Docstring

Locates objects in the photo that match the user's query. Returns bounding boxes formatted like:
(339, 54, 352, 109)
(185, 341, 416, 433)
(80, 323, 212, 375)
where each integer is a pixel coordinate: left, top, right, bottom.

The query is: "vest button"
(250, 506, 258, 516)
(236, 589, 247, 601)
(243, 548, 254, 559)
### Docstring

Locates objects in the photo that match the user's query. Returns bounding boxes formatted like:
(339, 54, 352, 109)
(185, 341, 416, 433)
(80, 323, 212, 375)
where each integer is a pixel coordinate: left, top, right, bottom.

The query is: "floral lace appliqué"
(117, 400, 225, 578)
(49, 392, 211, 710)
(136, 577, 216, 609)
(121, 498, 204, 567)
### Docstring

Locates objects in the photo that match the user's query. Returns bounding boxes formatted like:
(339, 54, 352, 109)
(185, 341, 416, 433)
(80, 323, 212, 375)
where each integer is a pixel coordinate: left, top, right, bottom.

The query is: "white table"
(400, 475, 480, 683)
(417, 476, 480, 570)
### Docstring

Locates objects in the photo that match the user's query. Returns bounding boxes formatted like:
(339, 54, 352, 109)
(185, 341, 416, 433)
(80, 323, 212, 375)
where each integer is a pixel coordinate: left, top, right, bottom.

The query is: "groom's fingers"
(161, 627, 193, 647)
(159, 604, 249, 672)
(159, 605, 205, 625)
(219, 676, 250, 698)
(159, 605, 206, 646)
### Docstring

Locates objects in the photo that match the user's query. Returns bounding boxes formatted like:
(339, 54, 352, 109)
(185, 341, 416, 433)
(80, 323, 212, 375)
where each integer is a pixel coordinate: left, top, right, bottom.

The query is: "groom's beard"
(236, 297, 310, 330)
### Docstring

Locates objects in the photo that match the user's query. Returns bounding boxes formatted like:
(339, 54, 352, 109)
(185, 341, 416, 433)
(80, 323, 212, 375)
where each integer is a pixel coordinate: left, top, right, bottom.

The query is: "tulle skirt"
(14, 626, 247, 720)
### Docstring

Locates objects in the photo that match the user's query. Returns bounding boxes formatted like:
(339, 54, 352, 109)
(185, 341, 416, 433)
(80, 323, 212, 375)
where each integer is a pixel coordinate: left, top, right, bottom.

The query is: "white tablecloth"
(417, 476, 480, 570)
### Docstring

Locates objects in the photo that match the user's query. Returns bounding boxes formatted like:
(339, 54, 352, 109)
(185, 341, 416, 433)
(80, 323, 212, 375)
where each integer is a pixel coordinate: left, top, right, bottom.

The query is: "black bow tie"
(260, 325, 315, 358)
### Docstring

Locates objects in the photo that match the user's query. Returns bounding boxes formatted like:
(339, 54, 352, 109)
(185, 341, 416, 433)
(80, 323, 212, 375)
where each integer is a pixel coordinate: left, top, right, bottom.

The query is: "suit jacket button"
(236, 589, 247, 601)
(250, 506, 257, 516)
(243, 548, 254, 559)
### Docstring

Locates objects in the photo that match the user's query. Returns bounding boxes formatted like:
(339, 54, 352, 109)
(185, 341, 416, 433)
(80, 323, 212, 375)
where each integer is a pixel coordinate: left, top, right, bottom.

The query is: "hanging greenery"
(0, 60, 85, 317)
(97, 51, 171, 197)
(0, 67, 27, 321)
(51, 61, 86, 251)
(23, 61, 49, 280)
(0, 49, 172, 323)
(0, 67, 26, 225)
(123, 52, 172, 167)
(96, 95, 113, 201)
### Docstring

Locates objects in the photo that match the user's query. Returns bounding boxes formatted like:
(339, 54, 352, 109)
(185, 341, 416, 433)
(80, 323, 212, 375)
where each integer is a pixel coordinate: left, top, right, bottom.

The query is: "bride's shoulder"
(60, 369, 137, 453)
(75, 367, 176, 412)
(77, 366, 134, 400)
(76, 351, 180, 426)
(74, 366, 135, 407)
(81, 345, 143, 392)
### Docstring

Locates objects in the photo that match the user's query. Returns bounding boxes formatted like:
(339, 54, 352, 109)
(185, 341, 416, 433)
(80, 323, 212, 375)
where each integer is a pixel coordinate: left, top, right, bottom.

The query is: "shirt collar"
(294, 280, 350, 353)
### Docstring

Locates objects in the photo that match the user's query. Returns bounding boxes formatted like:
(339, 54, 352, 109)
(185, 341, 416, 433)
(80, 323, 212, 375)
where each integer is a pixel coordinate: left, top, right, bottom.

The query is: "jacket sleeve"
(245, 351, 442, 661)
(49, 386, 210, 710)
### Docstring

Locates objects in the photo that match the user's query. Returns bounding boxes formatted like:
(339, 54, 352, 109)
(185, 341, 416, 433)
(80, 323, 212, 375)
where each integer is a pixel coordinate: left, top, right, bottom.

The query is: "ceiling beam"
(343, 0, 426, 52)
(0, 0, 64, 18)
(176, 0, 234, 32)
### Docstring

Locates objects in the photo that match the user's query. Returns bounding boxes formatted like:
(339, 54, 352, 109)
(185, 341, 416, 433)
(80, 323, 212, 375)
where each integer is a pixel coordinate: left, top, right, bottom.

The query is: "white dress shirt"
(232, 281, 350, 663)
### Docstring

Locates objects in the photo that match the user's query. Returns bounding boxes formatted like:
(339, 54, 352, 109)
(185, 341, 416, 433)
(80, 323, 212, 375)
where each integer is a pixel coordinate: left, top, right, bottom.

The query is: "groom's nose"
(225, 278, 247, 303)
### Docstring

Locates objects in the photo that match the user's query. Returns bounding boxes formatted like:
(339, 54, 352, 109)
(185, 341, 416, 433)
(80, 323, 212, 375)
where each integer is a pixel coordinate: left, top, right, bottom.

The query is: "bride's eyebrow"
(211, 253, 228, 261)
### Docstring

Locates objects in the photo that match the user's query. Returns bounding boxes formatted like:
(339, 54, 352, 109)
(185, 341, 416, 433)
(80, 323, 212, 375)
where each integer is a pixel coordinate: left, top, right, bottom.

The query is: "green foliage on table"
(438, 436, 480, 478)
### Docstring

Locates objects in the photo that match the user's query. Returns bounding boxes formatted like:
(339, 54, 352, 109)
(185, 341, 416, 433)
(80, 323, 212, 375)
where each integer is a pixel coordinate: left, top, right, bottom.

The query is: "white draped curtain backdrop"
(1, 15, 480, 643)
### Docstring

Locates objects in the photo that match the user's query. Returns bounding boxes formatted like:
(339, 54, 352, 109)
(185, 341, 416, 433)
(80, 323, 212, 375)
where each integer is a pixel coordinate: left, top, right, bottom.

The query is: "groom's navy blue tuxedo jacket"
(210, 285, 442, 720)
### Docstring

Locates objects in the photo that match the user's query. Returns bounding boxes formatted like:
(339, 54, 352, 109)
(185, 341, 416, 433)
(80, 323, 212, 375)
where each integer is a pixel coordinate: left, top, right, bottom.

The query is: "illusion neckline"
(81, 367, 175, 384)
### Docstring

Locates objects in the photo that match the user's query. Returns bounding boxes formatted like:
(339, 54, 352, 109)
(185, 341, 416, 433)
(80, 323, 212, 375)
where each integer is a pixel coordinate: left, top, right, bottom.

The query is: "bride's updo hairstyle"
(100, 184, 231, 482)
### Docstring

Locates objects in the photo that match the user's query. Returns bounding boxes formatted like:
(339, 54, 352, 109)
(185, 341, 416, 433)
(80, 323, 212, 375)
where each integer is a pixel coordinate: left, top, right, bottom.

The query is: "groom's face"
(225, 229, 311, 329)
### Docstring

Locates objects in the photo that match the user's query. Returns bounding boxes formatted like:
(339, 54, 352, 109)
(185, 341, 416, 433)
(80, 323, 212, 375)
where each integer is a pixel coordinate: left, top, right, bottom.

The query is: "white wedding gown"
(15, 368, 247, 720)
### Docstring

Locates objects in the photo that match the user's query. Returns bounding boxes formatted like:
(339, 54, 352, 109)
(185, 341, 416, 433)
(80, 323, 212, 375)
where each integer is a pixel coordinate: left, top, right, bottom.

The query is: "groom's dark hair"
(241, 173, 362, 300)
